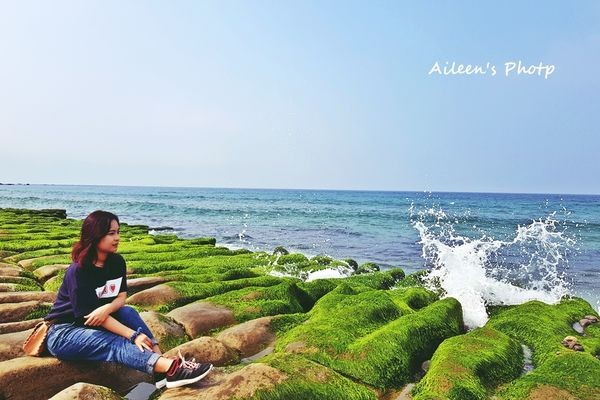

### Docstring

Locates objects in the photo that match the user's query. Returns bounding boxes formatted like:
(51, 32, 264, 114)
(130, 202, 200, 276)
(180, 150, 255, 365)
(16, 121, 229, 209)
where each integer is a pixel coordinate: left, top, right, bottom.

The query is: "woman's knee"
(114, 305, 138, 318)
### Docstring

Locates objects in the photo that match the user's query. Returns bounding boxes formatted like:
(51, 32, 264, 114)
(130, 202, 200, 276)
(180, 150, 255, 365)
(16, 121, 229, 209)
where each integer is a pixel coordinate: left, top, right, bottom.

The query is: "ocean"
(1, 184, 598, 324)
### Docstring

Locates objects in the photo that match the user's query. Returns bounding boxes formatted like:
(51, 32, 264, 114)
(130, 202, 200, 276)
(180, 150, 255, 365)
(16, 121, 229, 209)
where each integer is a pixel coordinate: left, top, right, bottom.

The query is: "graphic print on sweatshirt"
(95, 277, 123, 299)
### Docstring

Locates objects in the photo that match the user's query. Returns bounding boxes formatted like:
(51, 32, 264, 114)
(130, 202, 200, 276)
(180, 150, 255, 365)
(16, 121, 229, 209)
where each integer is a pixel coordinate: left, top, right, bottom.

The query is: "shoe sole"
(166, 364, 213, 389)
(155, 378, 167, 389)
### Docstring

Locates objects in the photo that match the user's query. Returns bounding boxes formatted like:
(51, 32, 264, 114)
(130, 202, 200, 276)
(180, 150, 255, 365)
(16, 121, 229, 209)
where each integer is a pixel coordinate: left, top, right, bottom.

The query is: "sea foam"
(412, 208, 573, 328)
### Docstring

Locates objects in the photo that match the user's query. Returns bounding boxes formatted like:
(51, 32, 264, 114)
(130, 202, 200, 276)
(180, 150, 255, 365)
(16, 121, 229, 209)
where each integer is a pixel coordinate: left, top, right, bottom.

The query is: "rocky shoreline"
(0, 208, 599, 399)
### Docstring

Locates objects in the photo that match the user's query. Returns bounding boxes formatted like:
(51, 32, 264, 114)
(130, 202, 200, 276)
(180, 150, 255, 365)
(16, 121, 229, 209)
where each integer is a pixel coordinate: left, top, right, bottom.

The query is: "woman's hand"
(134, 333, 154, 352)
(83, 304, 112, 326)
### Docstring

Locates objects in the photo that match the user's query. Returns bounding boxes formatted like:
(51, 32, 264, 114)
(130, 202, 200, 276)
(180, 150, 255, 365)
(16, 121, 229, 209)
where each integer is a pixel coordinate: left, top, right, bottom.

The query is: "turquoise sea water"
(0, 184, 598, 311)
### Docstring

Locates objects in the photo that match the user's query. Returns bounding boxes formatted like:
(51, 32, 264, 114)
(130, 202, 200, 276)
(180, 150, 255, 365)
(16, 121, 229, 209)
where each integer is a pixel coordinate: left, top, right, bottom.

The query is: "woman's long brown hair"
(72, 210, 119, 267)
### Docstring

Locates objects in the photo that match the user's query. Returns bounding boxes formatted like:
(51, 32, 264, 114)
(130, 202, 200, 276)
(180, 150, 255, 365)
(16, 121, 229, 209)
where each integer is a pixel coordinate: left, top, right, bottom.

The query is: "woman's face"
(97, 219, 120, 254)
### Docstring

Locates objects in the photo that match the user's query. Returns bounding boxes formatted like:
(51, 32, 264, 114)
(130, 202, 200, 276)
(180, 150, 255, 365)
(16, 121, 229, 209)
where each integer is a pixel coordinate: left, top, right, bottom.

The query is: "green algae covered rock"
(296, 267, 406, 307)
(356, 262, 379, 274)
(496, 351, 600, 400)
(276, 284, 463, 389)
(276, 253, 308, 265)
(205, 281, 308, 322)
(487, 298, 600, 400)
(487, 298, 597, 364)
(412, 297, 600, 400)
(412, 326, 523, 400)
(251, 353, 377, 400)
(272, 246, 289, 256)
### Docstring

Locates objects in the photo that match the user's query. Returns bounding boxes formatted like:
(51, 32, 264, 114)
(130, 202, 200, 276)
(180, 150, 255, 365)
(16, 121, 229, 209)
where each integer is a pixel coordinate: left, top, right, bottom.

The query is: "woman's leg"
(46, 322, 161, 375)
(110, 305, 160, 348)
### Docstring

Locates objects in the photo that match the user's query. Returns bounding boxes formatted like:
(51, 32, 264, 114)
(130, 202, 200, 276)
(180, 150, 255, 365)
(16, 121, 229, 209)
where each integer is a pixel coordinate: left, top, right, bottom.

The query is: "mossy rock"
(0, 276, 42, 291)
(251, 353, 377, 400)
(206, 281, 308, 322)
(188, 237, 217, 246)
(270, 313, 311, 336)
(355, 262, 379, 274)
(487, 297, 598, 365)
(344, 258, 359, 270)
(276, 253, 308, 265)
(0, 251, 18, 259)
(412, 326, 523, 400)
(486, 297, 600, 399)
(44, 269, 66, 292)
(496, 351, 600, 399)
(310, 255, 333, 266)
(394, 270, 430, 289)
(273, 246, 289, 256)
(331, 297, 463, 389)
(277, 284, 463, 389)
(387, 286, 439, 313)
(296, 268, 406, 307)
(156, 276, 285, 312)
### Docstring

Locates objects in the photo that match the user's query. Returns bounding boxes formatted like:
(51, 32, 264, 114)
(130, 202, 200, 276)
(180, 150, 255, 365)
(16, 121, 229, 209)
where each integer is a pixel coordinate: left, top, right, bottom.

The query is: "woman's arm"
(99, 315, 154, 352)
(83, 292, 127, 326)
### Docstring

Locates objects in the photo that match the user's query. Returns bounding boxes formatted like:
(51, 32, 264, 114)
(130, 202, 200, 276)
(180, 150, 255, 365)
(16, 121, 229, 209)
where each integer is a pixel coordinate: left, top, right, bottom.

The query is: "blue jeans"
(46, 306, 161, 375)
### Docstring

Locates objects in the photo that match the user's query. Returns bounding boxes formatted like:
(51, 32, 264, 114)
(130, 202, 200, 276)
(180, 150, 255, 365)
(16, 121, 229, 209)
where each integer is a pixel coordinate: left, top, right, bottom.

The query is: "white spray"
(412, 208, 573, 328)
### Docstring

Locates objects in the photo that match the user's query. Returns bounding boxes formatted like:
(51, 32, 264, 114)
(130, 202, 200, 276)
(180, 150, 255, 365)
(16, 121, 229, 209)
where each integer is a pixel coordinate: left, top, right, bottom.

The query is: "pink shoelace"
(177, 349, 200, 369)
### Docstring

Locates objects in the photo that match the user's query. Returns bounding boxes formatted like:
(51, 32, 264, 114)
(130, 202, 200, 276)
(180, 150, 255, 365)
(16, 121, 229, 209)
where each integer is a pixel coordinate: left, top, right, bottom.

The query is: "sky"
(1, 1, 599, 194)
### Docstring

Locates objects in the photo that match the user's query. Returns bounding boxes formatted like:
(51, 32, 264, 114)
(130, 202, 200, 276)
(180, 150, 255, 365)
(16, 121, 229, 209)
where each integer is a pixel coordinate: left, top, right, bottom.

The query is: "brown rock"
(0, 318, 43, 334)
(167, 302, 236, 338)
(0, 356, 151, 400)
(127, 284, 181, 307)
(0, 275, 37, 285)
(0, 291, 56, 304)
(216, 316, 275, 357)
(49, 382, 123, 400)
(139, 311, 187, 351)
(164, 337, 239, 366)
(0, 283, 18, 292)
(34, 264, 68, 283)
(0, 300, 49, 323)
(18, 256, 59, 270)
(0, 329, 31, 361)
(580, 319, 592, 328)
(562, 336, 578, 346)
(572, 344, 585, 352)
(562, 336, 585, 351)
(127, 276, 169, 294)
(0, 265, 24, 277)
(157, 363, 286, 400)
(584, 315, 599, 323)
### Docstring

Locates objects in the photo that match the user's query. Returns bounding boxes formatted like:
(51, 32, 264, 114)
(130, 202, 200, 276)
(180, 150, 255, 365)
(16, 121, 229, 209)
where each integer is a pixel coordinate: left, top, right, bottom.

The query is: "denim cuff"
(145, 352, 161, 375)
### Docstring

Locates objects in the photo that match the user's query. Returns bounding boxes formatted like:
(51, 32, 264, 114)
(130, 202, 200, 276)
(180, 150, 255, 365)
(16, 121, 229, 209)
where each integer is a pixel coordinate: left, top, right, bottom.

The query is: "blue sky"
(1, 1, 599, 194)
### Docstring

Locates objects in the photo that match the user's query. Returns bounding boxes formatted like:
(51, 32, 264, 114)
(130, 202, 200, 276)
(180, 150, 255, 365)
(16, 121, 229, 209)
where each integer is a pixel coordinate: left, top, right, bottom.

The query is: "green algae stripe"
(485, 298, 600, 400)
(487, 298, 598, 364)
(157, 276, 286, 312)
(412, 326, 522, 400)
(338, 297, 463, 389)
(205, 281, 308, 322)
(497, 352, 600, 400)
(276, 282, 461, 390)
(250, 353, 377, 400)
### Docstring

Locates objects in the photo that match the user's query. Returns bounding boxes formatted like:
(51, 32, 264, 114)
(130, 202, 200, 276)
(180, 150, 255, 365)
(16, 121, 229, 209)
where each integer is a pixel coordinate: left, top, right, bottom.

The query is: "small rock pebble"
(561, 336, 584, 352)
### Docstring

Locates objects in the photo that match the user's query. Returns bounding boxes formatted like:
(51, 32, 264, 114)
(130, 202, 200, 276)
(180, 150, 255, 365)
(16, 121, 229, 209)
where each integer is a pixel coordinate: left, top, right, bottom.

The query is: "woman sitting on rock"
(44, 210, 212, 389)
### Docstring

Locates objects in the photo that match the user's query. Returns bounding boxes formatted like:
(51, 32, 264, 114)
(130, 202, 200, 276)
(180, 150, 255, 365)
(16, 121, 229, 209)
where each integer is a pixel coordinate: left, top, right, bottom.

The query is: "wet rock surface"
(167, 302, 236, 338)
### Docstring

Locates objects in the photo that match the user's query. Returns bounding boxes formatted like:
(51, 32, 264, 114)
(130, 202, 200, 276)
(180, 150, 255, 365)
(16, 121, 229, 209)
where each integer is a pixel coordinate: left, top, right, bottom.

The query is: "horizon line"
(1, 181, 599, 197)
